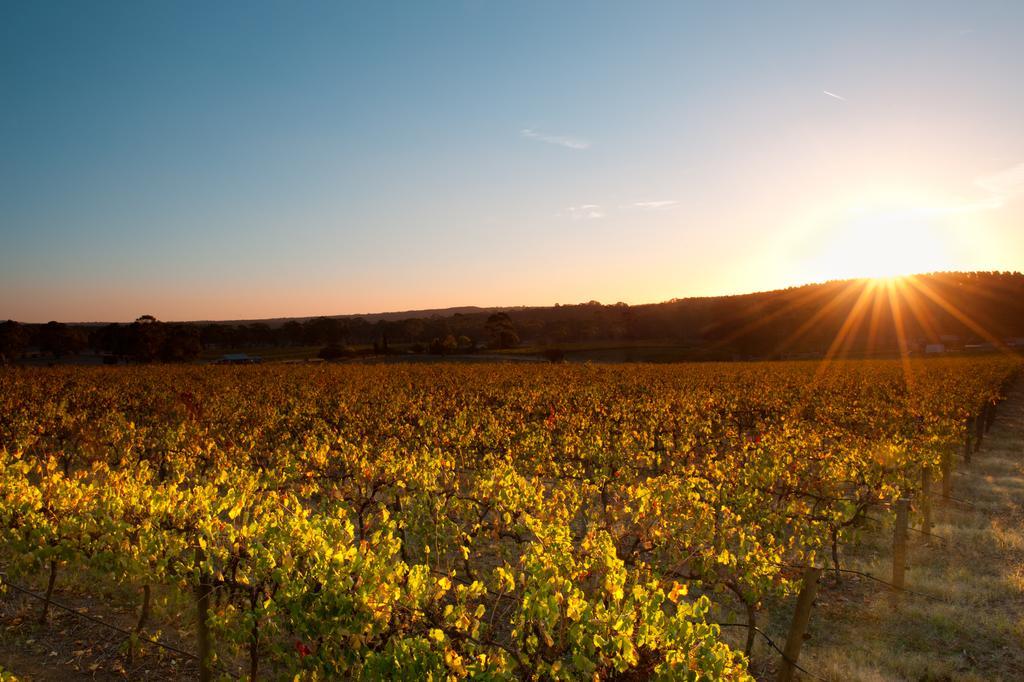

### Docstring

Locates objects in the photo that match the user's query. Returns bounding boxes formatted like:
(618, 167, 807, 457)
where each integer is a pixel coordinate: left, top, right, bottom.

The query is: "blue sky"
(3, 1, 1023, 321)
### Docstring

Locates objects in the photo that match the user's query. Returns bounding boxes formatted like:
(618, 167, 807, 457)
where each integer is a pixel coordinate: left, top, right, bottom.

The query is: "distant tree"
(402, 318, 426, 343)
(0, 320, 28, 363)
(347, 317, 371, 343)
(39, 321, 86, 358)
(304, 317, 345, 346)
(614, 304, 638, 340)
(94, 323, 126, 357)
(225, 324, 250, 348)
(457, 335, 474, 351)
(128, 316, 165, 361)
(485, 313, 519, 349)
(199, 324, 229, 349)
(159, 325, 201, 362)
(441, 334, 458, 354)
(281, 320, 304, 346)
(246, 322, 273, 346)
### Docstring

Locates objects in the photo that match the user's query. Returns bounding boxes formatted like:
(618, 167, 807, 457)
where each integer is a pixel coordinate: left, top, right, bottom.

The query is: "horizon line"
(6, 270, 1020, 326)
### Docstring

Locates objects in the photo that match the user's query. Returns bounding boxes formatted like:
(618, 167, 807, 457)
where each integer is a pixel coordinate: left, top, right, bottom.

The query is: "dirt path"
(786, 382, 1024, 681)
(0, 584, 200, 680)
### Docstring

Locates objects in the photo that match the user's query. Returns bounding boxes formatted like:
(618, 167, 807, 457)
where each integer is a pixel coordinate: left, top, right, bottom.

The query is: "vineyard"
(0, 357, 1020, 680)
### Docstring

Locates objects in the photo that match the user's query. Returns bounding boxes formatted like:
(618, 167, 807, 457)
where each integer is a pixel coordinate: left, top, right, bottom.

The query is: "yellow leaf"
(668, 581, 688, 603)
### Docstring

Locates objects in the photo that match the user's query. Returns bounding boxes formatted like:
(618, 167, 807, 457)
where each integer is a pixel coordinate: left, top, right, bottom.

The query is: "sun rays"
(809, 274, 1016, 388)
(713, 272, 1017, 392)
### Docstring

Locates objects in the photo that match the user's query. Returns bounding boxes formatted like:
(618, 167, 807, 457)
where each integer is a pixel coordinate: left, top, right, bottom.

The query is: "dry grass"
(748, 383, 1024, 681)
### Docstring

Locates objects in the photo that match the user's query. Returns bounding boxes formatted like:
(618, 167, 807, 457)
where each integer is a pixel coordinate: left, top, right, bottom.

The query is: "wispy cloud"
(565, 204, 604, 220)
(521, 128, 591, 150)
(908, 161, 1024, 215)
(632, 200, 677, 209)
(975, 161, 1024, 197)
(931, 161, 1024, 212)
(823, 90, 846, 101)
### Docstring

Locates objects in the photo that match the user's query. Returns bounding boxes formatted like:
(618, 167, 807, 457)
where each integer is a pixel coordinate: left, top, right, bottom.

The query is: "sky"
(2, 1, 1024, 323)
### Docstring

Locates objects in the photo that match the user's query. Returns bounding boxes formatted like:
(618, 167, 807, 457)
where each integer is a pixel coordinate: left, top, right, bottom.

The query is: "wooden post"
(891, 498, 910, 607)
(196, 577, 212, 682)
(920, 468, 932, 537)
(194, 547, 213, 682)
(128, 584, 151, 665)
(39, 559, 57, 624)
(744, 601, 757, 658)
(940, 451, 951, 499)
(777, 566, 821, 682)
(963, 418, 973, 465)
(249, 586, 260, 681)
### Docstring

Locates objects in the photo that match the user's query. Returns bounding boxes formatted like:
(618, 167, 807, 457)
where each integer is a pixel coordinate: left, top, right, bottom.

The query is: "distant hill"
(188, 306, 527, 327)
(4, 272, 1023, 363)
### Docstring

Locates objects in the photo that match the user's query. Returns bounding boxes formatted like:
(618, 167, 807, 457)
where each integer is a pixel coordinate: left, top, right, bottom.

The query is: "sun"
(811, 205, 958, 281)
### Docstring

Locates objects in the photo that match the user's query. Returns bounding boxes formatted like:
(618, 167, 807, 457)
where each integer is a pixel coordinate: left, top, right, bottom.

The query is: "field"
(0, 358, 1021, 680)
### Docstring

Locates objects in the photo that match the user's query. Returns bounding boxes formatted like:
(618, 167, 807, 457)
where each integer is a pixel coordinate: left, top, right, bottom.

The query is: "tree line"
(0, 312, 522, 363)
(2, 272, 1023, 364)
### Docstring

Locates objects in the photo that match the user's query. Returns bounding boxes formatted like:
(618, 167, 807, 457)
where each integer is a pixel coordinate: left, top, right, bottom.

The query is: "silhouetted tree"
(199, 324, 229, 349)
(246, 323, 273, 346)
(160, 325, 201, 362)
(0, 320, 28, 363)
(39, 321, 86, 358)
(281, 320, 304, 346)
(127, 316, 165, 361)
(485, 313, 519, 349)
(402, 318, 426, 343)
(94, 323, 130, 358)
(304, 317, 345, 346)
